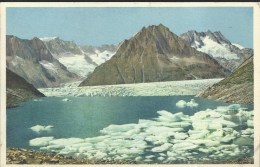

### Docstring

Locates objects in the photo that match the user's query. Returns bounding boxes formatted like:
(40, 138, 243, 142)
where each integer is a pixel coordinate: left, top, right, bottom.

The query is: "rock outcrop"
(198, 56, 253, 104)
(6, 69, 45, 108)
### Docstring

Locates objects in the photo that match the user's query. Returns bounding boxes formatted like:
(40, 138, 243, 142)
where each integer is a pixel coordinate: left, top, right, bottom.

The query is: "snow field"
(58, 55, 96, 77)
(196, 36, 239, 60)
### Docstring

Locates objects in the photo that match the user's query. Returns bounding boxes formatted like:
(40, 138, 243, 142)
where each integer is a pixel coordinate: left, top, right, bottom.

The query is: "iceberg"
(151, 143, 172, 152)
(176, 99, 199, 108)
(29, 136, 54, 147)
(176, 100, 187, 108)
(29, 125, 54, 134)
(187, 99, 199, 107)
(29, 104, 253, 163)
(62, 98, 70, 102)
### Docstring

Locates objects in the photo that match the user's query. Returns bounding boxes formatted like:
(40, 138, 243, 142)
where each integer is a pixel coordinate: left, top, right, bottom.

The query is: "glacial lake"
(7, 96, 254, 163)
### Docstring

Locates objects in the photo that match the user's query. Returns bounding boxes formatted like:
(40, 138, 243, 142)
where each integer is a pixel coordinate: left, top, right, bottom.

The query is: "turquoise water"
(7, 96, 252, 150)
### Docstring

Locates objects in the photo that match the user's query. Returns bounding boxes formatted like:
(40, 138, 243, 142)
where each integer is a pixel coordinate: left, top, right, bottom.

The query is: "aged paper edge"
(0, 2, 259, 167)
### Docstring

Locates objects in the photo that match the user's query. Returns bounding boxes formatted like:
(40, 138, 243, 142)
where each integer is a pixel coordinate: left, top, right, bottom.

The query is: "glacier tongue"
(38, 78, 223, 97)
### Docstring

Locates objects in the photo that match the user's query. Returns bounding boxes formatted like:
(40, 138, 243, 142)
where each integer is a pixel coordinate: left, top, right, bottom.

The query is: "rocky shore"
(6, 148, 136, 164)
(7, 147, 253, 164)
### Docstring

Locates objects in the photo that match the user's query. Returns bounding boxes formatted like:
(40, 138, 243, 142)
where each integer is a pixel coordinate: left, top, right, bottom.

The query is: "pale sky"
(7, 7, 253, 48)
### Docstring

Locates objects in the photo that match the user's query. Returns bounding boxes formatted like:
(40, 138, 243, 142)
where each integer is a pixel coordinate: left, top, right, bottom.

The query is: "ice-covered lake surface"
(38, 78, 223, 97)
(7, 96, 253, 164)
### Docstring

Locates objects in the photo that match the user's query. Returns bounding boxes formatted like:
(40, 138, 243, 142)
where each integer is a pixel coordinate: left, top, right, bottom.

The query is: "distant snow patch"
(232, 43, 244, 50)
(86, 50, 115, 65)
(39, 37, 57, 42)
(39, 60, 58, 73)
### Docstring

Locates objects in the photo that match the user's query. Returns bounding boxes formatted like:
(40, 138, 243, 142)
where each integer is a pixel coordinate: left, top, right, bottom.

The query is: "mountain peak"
(188, 30, 198, 34)
(118, 24, 186, 57)
(180, 30, 253, 71)
(139, 24, 171, 33)
(80, 25, 229, 86)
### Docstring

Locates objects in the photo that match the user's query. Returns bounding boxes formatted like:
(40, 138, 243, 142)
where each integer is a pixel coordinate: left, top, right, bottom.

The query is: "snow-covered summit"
(232, 43, 244, 50)
(196, 36, 239, 60)
(39, 37, 58, 42)
(180, 30, 253, 71)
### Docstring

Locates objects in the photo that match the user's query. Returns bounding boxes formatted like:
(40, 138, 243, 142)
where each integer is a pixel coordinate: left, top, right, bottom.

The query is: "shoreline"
(7, 147, 253, 164)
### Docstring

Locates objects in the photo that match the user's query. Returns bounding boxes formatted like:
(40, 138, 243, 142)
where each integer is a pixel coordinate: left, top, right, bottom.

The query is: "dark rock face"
(198, 56, 253, 104)
(6, 35, 79, 88)
(80, 44, 119, 55)
(42, 37, 82, 57)
(6, 69, 45, 108)
(180, 31, 253, 72)
(80, 24, 229, 86)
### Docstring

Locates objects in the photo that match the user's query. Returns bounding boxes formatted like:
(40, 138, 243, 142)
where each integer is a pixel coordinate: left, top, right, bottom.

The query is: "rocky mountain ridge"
(6, 35, 79, 88)
(180, 30, 253, 71)
(41, 37, 118, 77)
(80, 24, 230, 86)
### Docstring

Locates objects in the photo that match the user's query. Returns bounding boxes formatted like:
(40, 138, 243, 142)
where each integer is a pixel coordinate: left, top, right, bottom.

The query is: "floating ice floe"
(176, 99, 199, 108)
(33, 98, 43, 102)
(29, 125, 54, 134)
(62, 98, 70, 102)
(29, 136, 54, 146)
(29, 104, 253, 163)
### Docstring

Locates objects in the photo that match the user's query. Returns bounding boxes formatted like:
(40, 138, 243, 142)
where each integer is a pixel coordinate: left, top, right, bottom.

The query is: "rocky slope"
(6, 69, 45, 108)
(198, 56, 253, 104)
(6, 35, 79, 88)
(80, 24, 229, 86)
(41, 37, 118, 77)
(180, 30, 253, 71)
(6, 148, 135, 164)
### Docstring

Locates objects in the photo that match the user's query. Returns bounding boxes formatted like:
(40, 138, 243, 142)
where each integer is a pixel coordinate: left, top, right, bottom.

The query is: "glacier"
(38, 78, 223, 97)
(58, 54, 96, 77)
(197, 36, 239, 60)
(29, 103, 253, 163)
